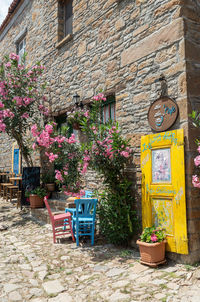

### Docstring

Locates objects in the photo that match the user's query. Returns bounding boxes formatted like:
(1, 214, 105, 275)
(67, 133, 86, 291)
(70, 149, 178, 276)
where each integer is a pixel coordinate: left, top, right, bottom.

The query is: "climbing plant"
(190, 111, 200, 188)
(0, 53, 48, 166)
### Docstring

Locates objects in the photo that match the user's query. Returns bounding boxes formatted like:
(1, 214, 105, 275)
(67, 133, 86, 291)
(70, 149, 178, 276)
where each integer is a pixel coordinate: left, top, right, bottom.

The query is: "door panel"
(12, 143, 21, 175)
(141, 129, 188, 254)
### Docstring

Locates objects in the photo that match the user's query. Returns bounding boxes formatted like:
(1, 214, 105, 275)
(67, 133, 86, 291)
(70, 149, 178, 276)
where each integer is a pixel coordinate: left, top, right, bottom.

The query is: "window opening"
(102, 95, 116, 123)
(17, 37, 26, 64)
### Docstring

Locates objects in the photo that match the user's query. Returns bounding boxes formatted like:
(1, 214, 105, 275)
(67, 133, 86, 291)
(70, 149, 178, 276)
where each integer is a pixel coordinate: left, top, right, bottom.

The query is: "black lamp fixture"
(73, 92, 83, 108)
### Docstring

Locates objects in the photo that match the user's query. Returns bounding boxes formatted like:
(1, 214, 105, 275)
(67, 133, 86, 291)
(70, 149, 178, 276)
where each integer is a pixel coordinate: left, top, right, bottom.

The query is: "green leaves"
(140, 226, 166, 243)
(97, 181, 138, 245)
(189, 110, 200, 129)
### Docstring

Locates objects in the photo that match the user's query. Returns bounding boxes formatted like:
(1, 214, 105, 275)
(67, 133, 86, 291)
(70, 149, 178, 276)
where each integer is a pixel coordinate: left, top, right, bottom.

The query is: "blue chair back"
(75, 198, 98, 219)
(73, 198, 98, 246)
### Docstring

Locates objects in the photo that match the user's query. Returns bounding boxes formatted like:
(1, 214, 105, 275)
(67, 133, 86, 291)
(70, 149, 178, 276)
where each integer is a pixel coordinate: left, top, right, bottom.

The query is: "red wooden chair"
(44, 196, 75, 243)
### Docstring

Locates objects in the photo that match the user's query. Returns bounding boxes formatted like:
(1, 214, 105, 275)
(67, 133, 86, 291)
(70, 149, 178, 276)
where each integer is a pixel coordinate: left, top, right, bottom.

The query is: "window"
(57, 0, 73, 45)
(17, 36, 26, 64)
(102, 95, 116, 123)
(55, 113, 74, 138)
(64, 0, 73, 36)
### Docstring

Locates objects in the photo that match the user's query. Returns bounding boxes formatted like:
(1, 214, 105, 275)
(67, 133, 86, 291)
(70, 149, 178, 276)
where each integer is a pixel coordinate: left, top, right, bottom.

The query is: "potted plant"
(136, 226, 166, 267)
(42, 173, 56, 192)
(25, 187, 47, 208)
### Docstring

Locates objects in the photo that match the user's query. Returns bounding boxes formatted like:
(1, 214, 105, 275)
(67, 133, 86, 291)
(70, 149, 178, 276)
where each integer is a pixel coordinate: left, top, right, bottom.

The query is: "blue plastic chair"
(72, 198, 98, 246)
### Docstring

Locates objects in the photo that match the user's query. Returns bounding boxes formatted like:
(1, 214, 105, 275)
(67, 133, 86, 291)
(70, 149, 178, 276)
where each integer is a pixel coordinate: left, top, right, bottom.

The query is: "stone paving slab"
(0, 198, 200, 302)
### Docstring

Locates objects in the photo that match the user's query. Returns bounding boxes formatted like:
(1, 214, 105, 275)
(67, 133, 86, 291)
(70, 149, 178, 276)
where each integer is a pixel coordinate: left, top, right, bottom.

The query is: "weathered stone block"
(121, 18, 184, 67)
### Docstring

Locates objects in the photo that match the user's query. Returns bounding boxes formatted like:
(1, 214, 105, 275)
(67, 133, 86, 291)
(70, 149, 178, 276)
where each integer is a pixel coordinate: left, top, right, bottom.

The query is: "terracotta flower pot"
(46, 183, 55, 192)
(29, 194, 44, 209)
(136, 240, 166, 267)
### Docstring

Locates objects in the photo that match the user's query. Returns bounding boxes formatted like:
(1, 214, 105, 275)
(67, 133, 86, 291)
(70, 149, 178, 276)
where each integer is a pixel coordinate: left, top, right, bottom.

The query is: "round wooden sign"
(148, 97, 179, 132)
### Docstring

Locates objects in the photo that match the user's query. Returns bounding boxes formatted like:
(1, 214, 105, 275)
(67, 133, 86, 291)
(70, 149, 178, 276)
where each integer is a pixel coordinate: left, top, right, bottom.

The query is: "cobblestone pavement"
(1, 198, 200, 302)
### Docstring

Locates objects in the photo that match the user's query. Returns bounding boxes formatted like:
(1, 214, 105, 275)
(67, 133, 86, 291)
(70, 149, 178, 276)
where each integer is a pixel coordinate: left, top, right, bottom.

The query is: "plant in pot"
(136, 226, 166, 267)
(42, 173, 56, 192)
(25, 187, 47, 209)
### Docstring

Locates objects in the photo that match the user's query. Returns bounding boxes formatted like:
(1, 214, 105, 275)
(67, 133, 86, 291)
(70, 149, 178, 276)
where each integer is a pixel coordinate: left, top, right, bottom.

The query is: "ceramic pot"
(136, 240, 166, 267)
(29, 194, 44, 208)
(46, 183, 55, 192)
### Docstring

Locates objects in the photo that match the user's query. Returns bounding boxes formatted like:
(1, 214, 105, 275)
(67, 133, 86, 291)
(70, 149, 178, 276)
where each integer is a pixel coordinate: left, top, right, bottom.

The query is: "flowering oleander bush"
(140, 226, 166, 243)
(192, 145, 200, 188)
(85, 123, 133, 188)
(0, 53, 48, 166)
(190, 111, 200, 188)
(31, 122, 85, 197)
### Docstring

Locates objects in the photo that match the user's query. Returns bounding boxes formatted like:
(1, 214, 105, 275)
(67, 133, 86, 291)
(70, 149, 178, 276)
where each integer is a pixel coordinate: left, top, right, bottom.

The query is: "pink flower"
(84, 155, 90, 162)
(80, 190, 85, 197)
(14, 96, 23, 106)
(21, 113, 29, 119)
(120, 151, 129, 158)
(84, 111, 89, 118)
(43, 109, 49, 116)
(31, 124, 40, 137)
(23, 97, 32, 106)
(67, 134, 76, 144)
(5, 62, 11, 68)
(81, 162, 89, 174)
(192, 175, 200, 188)
(64, 191, 71, 196)
(3, 109, 14, 118)
(198, 145, 200, 154)
(45, 124, 53, 134)
(151, 234, 158, 242)
(55, 170, 64, 182)
(9, 53, 19, 61)
(0, 102, 4, 108)
(39, 104, 44, 110)
(0, 121, 6, 132)
(93, 93, 106, 102)
(194, 155, 200, 167)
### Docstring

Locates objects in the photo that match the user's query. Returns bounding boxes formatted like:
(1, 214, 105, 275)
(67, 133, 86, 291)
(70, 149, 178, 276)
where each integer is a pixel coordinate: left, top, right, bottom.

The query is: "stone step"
(48, 197, 76, 211)
(30, 208, 50, 224)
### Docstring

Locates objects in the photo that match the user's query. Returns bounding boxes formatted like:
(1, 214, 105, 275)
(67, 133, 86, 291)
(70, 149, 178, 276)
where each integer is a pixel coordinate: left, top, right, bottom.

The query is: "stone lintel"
(121, 18, 184, 67)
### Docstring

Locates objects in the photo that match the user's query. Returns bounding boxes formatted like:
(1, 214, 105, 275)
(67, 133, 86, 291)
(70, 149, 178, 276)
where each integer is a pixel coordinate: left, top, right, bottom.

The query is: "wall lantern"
(73, 92, 83, 108)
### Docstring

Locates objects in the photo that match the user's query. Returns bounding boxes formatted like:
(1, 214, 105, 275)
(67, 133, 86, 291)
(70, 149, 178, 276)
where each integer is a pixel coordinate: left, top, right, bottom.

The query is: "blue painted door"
(13, 148, 20, 175)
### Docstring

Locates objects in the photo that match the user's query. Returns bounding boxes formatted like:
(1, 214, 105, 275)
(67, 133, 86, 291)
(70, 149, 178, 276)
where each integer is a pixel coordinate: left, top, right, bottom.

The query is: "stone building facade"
(0, 0, 200, 263)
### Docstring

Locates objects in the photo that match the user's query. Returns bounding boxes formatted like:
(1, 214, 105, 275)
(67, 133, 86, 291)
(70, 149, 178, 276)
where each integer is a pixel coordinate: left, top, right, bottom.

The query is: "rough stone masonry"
(0, 0, 200, 263)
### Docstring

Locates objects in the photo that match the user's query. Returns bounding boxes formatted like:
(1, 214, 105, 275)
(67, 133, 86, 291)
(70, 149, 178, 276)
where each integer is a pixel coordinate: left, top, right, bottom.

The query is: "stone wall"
(0, 133, 14, 171)
(0, 0, 200, 262)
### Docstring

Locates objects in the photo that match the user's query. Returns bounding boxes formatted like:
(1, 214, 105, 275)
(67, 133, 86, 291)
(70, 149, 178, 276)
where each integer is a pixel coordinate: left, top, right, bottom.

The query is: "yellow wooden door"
(141, 129, 188, 254)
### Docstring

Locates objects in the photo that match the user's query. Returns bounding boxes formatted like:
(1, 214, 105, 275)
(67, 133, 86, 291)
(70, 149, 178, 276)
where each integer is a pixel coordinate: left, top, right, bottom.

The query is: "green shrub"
(97, 180, 138, 245)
